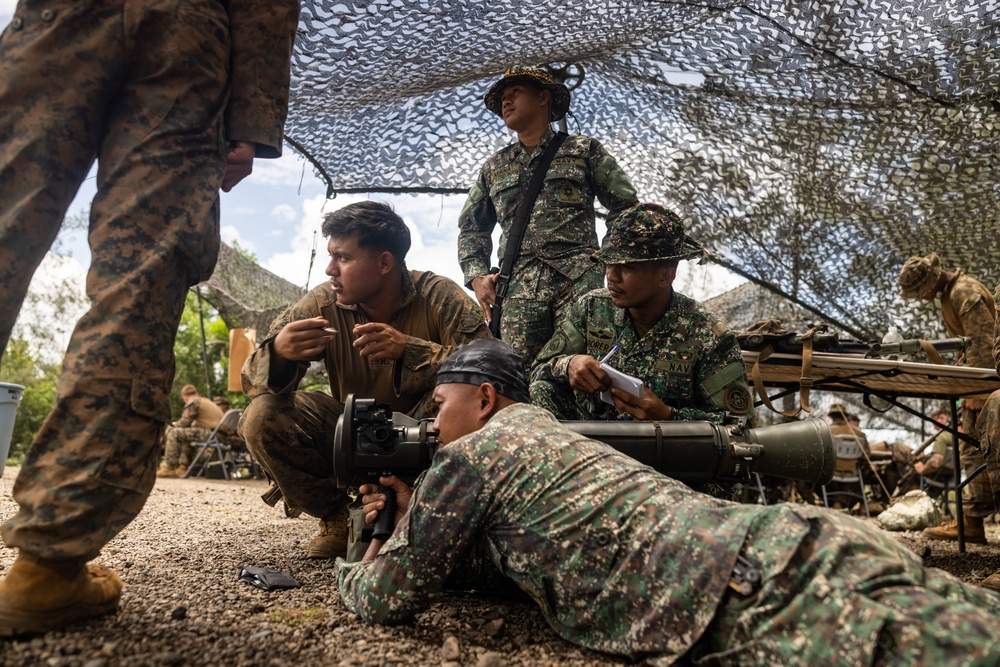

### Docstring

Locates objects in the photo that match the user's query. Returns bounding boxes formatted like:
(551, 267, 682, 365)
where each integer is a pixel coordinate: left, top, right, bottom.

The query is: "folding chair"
(184, 409, 244, 480)
(919, 447, 957, 516)
(821, 435, 870, 516)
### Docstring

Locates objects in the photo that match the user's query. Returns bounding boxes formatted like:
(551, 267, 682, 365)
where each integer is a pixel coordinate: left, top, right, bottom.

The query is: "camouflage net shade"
(288, 0, 1000, 343)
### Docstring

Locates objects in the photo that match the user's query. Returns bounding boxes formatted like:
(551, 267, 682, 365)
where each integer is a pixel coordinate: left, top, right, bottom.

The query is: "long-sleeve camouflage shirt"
(940, 270, 997, 370)
(336, 403, 784, 664)
(457, 129, 638, 291)
(225, 0, 300, 158)
(241, 270, 490, 415)
(530, 288, 754, 423)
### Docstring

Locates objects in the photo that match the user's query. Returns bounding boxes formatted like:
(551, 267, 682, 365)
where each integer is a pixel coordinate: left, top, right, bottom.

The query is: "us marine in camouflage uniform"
(530, 203, 753, 425)
(976, 280, 1000, 590)
(458, 65, 638, 369)
(157, 384, 225, 478)
(240, 202, 489, 561)
(339, 339, 1000, 667)
(897, 253, 997, 545)
(0, 0, 299, 636)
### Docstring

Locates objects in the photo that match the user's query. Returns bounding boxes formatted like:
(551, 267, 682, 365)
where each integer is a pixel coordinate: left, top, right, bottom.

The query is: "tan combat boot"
(0, 553, 122, 636)
(306, 512, 350, 559)
(923, 516, 988, 545)
(981, 568, 1000, 592)
(156, 464, 186, 478)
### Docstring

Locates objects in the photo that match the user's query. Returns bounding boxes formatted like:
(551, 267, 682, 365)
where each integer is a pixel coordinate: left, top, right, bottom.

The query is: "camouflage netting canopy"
(288, 0, 1000, 343)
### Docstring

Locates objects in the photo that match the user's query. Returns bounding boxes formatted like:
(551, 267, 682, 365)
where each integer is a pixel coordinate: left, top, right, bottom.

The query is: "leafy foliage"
(1, 338, 60, 465)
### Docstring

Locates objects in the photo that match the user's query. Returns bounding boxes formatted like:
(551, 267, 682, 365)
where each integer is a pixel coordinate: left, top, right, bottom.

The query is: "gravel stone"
(2, 468, 998, 667)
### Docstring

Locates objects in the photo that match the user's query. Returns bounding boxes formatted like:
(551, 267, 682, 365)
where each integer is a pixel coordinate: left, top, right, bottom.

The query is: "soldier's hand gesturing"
(612, 387, 672, 421)
(568, 355, 612, 393)
(272, 317, 335, 362)
(471, 273, 500, 322)
(353, 322, 407, 361)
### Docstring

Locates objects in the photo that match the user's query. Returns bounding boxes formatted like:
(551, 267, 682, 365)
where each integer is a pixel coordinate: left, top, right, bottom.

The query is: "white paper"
(599, 363, 644, 406)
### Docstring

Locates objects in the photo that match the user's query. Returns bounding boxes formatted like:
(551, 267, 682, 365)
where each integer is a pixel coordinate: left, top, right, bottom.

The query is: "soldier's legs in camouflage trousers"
(699, 507, 1000, 666)
(977, 391, 1000, 512)
(960, 406, 994, 517)
(0, 0, 230, 561)
(163, 427, 213, 468)
(501, 264, 603, 370)
(238, 391, 352, 519)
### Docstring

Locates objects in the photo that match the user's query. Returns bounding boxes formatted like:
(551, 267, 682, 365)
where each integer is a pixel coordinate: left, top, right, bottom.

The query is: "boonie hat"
(484, 65, 571, 122)
(593, 203, 706, 265)
(436, 339, 530, 403)
(897, 253, 943, 298)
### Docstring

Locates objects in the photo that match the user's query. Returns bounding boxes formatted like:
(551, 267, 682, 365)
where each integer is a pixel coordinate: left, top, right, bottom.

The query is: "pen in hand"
(600, 345, 620, 364)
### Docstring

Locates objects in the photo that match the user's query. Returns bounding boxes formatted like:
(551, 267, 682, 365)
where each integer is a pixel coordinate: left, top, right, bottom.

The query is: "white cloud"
(12, 253, 89, 364)
(271, 204, 298, 224)
(246, 153, 315, 188)
(220, 224, 257, 254)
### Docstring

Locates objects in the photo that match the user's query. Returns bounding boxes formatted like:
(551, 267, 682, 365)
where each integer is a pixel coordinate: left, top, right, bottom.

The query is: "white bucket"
(0, 382, 25, 478)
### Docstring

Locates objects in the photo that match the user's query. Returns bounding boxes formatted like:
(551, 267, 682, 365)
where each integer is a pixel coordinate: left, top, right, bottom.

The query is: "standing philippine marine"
(338, 339, 1000, 666)
(897, 253, 997, 546)
(239, 201, 489, 562)
(0, 0, 300, 636)
(458, 65, 638, 369)
(530, 203, 753, 425)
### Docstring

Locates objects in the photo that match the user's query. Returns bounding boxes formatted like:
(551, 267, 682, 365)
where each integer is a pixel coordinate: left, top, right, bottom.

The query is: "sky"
(2, 2, 743, 357)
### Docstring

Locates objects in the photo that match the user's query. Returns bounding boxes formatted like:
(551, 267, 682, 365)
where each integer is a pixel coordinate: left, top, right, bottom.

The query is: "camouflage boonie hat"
(484, 66, 571, 122)
(436, 339, 530, 403)
(593, 203, 707, 264)
(897, 252, 943, 298)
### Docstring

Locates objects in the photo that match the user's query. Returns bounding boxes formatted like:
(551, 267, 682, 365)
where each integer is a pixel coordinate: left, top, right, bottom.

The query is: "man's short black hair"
(321, 201, 411, 263)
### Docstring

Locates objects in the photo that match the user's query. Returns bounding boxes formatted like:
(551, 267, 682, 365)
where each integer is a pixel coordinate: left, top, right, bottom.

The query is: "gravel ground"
(3, 468, 1000, 667)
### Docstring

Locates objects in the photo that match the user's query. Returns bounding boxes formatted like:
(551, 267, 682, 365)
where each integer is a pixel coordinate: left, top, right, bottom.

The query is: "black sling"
(489, 131, 569, 338)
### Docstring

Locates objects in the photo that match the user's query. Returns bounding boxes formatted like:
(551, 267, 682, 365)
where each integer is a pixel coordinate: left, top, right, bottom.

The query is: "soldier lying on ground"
(239, 201, 489, 561)
(338, 339, 1000, 666)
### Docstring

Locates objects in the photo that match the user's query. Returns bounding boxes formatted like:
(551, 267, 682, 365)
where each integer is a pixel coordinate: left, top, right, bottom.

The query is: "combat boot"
(156, 464, 186, 478)
(923, 516, 987, 544)
(306, 512, 350, 559)
(980, 568, 1000, 592)
(0, 553, 122, 636)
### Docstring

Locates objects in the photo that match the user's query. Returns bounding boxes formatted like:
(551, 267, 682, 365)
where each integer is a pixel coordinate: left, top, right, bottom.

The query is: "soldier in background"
(976, 280, 1000, 590)
(156, 385, 224, 478)
(458, 65, 638, 369)
(339, 339, 1000, 666)
(898, 253, 997, 545)
(0, 0, 300, 635)
(530, 203, 753, 425)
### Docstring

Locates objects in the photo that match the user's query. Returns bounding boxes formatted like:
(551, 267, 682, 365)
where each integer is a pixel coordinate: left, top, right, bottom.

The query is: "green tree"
(1, 337, 60, 465)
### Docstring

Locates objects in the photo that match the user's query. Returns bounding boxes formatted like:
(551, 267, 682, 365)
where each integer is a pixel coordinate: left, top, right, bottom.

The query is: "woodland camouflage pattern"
(530, 289, 753, 423)
(239, 270, 488, 519)
(977, 281, 1000, 512)
(0, 0, 299, 560)
(937, 270, 997, 516)
(338, 404, 1000, 666)
(457, 128, 637, 367)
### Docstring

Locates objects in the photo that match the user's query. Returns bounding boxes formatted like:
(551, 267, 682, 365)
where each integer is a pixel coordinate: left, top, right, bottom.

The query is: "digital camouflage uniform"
(162, 396, 224, 469)
(239, 270, 489, 521)
(938, 271, 997, 517)
(530, 288, 753, 424)
(337, 403, 1000, 666)
(0, 0, 299, 560)
(457, 127, 638, 368)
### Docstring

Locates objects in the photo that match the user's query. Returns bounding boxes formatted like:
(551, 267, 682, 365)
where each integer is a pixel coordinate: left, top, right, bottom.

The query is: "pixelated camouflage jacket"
(225, 0, 300, 157)
(530, 289, 754, 423)
(457, 129, 638, 289)
(336, 403, 796, 664)
(940, 270, 996, 370)
(992, 281, 1000, 374)
(242, 270, 489, 413)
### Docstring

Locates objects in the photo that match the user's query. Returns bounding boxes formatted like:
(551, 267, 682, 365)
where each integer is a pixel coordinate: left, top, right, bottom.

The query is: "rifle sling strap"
(918, 339, 946, 365)
(749, 328, 824, 418)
